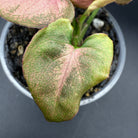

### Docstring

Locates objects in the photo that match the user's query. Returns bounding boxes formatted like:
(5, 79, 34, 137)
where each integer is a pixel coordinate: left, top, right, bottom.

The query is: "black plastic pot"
(0, 10, 126, 106)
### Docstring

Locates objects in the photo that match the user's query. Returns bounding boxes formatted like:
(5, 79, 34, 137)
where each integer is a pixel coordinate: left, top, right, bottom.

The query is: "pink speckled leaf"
(71, 0, 132, 9)
(0, 0, 74, 28)
(23, 18, 113, 122)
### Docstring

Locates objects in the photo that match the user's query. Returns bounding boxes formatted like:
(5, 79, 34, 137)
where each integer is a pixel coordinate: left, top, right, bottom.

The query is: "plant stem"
(72, 8, 100, 47)
(79, 8, 100, 43)
(77, 13, 87, 35)
(72, 9, 91, 46)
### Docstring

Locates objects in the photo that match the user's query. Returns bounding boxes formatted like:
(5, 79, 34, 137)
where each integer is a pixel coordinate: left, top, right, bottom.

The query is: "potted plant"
(0, 0, 132, 122)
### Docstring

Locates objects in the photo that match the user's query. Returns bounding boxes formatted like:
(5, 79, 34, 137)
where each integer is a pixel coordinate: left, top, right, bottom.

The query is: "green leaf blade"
(81, 33, 113, 86)
(23, 19, 113, 122)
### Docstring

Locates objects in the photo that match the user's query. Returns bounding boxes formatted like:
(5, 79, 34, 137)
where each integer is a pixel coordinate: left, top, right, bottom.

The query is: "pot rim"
(0, 10, 126, 106)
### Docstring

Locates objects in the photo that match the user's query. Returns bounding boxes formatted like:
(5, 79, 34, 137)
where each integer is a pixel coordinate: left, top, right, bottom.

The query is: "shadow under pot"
(0, 9, 126, 106)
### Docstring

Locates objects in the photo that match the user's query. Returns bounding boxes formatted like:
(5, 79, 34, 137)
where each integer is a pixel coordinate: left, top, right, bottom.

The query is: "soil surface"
(5, 8, 119, 98)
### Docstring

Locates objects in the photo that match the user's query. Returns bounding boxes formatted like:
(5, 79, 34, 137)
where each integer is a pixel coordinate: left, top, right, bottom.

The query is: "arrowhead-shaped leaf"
(0, 0, 74, 28)
(23, 18, 113, 122)
(71, 0, 132, 9)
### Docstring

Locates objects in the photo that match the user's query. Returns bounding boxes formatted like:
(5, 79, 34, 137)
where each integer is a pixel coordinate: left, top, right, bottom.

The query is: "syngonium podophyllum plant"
(0, 0, 132, 122)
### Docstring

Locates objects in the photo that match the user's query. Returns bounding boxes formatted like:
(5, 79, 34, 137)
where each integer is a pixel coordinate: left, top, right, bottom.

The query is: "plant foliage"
(0, 0, 74, 28)
(23, 19, 113, 122)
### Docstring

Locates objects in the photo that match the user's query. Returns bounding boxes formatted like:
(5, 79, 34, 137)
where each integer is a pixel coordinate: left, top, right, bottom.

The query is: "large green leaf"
(23, 18, 113, 122)
(0, 0, 74, 28)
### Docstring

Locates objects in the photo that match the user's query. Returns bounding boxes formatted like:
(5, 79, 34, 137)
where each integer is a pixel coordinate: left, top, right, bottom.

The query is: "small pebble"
(10, 42, 18, 49)
(85, 92, 90, 97)
(94, 88, 101, 93)
(17, 45, 24, 56)
(90, 87, 93, 92)
(93, 18, 104, 30)
(10, 50, 16, 55)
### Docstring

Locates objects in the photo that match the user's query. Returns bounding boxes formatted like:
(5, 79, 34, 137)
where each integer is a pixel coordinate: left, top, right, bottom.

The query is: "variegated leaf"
(23, 18, 113, 122)
(0, 0, 74, 28)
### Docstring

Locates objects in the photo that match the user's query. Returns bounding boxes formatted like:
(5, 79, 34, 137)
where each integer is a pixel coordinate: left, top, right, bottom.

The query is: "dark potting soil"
(5, 8, 119, 98)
